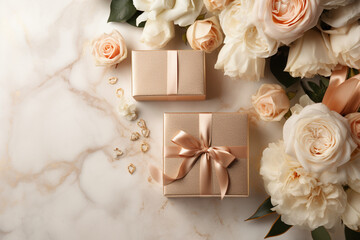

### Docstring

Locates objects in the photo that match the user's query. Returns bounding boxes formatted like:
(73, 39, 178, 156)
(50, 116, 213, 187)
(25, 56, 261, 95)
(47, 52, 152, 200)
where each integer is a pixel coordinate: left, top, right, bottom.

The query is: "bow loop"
(208, 147, 236, 168)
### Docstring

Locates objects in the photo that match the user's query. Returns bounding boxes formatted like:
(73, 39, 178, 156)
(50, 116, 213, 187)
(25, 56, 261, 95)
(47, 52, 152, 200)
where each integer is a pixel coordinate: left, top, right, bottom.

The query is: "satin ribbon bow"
(163, 130, 236, 199)
(322, 65, 360, 115)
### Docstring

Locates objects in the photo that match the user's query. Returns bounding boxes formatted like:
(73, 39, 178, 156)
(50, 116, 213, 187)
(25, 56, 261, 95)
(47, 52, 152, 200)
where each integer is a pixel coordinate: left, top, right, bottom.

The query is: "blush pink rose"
(254, 0, 323, 45)
(252, 84, 290, 121)
(92, 30, 127, 66)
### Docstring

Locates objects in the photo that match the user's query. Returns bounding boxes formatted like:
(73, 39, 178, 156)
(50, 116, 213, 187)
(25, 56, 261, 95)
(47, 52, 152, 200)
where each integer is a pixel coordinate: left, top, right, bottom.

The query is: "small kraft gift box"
(131, 50, 206, 101)
(162, 112, 249, 198)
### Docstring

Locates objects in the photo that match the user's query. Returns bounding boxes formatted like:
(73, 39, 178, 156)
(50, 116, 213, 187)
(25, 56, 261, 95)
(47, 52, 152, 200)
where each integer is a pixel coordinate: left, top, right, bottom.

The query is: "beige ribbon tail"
(200, 153, 212, 195)
(214, 161, 229, 199)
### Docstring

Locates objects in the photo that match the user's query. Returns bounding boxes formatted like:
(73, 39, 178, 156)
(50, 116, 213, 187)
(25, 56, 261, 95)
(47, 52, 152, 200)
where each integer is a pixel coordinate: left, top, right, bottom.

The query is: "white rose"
(215, 39, 265, 81)
(219, 0, 255, 39)
(254, 0, 323, 45)
(261, 141, 347, 230)
(140, 18, 175, 49)
(283, 103, 357, 173)
(290, 95, 315, 115)
(342, 189, 360, 231)
(329, 22, 360, 69)
(285, 29, 337, 78)
(321, 1, 360, 28)
(136, 0, 203, 27)
(203, 0, 232, 12)
(321, 0, 354, 9)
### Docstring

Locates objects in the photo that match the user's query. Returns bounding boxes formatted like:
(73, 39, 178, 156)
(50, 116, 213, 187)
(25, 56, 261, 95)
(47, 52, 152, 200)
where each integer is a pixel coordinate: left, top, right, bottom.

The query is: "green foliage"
(301, 77, 330, 103)
(108, 0, 137, 24)
(265, 216, 292, 238)
(311, 227, 331, 240)
(345, 226, 360, 240)
(270, 46, 300, 88)
(126, 11, 145, 27)
(246, 197, 274, 221)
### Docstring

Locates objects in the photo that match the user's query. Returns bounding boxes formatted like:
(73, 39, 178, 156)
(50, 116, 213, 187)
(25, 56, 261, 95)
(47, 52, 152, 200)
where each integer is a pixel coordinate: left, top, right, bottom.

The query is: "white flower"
(321, 1, 360, 27)
(136, 0, 203, 27)
(342, 188, 360, 231)
(290, 95, 315, 115)
(203, 0, 232, 12)
(219, 0, 255, 39)
(283, 103, 357, 173)
(254, 0, 323, 45)
(321, 0, 355, 9)
(215, 39, 265, 81)
(118, 98, 137, 121)
(328, 22, 360, 69)
(261, 141, 347, 230)
(140, 18, 175, 49)
(285, 29, 337, 78)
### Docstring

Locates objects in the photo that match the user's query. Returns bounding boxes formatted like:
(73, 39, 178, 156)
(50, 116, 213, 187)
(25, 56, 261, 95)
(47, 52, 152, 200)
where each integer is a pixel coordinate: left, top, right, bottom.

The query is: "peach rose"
(254, 0, 323, 45)
(252, 84, 290, 121)
(92, 30, 127, 66)
(186, 16, 223, 53)
(203, 0, 232, 12)
(346, 112, 360, 148)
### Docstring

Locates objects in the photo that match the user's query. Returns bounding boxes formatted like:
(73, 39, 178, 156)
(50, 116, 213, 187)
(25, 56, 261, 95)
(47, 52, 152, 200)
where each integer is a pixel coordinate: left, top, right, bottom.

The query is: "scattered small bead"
(113, 148, 123, 159)
(128, 163, 136, 175)
(137, 119, 147, 129)
(116, 88, 124, 98)
(130, 132, 141, 141)
(141, 142, 150, 153)
(141, 128, 150, 138)
(108, 77, 118, 85)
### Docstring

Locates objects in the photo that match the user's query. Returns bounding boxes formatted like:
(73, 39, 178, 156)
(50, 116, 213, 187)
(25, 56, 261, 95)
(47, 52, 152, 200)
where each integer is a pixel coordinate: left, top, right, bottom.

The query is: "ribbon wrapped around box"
(161, 112, 249, 198)
(132, 50, 206, 101)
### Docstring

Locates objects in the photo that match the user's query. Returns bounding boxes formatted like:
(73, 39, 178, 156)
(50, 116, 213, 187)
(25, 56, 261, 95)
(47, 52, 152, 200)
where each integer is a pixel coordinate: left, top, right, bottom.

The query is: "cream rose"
(215, 39, 265, 81)
(219, 0, 255, 39)
(285, 29, 337, 78)
(252, 84, 290, 121)
(203, 0, 232, 12)
(346, 113, 360, 148)
(91, 30, 127, 66)
(329, 22, 360, 69)
(342, 189, 360, 231)
(140, 18, 175, 49)
(261, 141, 347, 230)
(321, 0, 360, 28)
(186, 17, 223, 53)
(283, 103, 357, 173)
(254, 0, 323, 45)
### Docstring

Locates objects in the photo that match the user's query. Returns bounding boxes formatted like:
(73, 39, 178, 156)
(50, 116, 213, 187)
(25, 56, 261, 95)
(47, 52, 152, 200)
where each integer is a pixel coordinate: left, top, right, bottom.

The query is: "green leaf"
(126, 11, 145, 27)
(246, 197, 275, 221)
(108, 0, 137, 23)
(182, 33, 188, 45)
(270, 46, 300, 88)
(265, 216, 292, 238)
(300, 78, 329, 103)
(348, 68, 360, 78)
(345, 226, 360, 240)
(311, 227, 331, 240)
(284, 110, 292, 120)
(286, 91, 297, 100)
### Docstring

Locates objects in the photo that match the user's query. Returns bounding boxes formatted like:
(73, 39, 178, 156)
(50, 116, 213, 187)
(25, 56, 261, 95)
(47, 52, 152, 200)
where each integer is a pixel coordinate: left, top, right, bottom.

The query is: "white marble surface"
(0, 0, 345, 239)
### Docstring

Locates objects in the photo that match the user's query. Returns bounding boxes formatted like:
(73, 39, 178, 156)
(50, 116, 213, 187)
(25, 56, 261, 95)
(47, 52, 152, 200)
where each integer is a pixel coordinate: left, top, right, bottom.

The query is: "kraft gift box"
(163, 112, 249, 197)
(131, 50, 206, 101)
